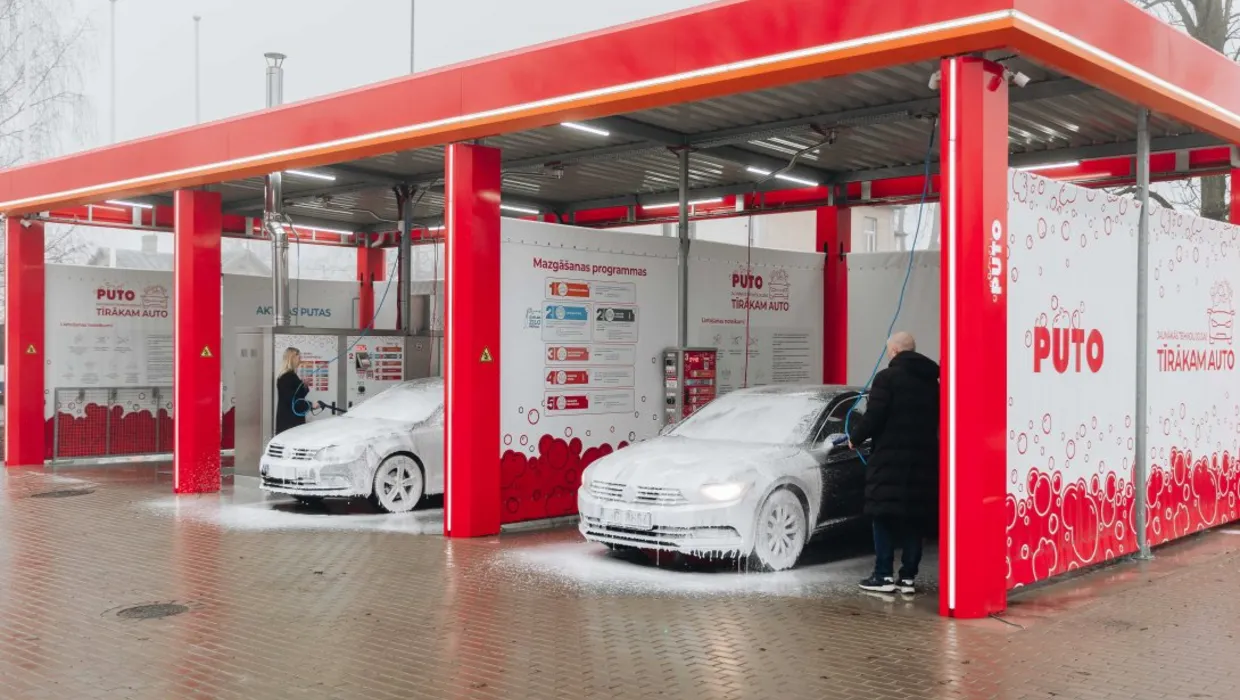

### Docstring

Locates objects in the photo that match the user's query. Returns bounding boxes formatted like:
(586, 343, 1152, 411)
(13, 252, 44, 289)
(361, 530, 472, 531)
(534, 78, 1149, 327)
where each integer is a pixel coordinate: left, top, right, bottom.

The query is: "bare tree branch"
(0, 0, 94, 309)
(1113, 186, 1179, 209)
(1131, 0, 1237, 220)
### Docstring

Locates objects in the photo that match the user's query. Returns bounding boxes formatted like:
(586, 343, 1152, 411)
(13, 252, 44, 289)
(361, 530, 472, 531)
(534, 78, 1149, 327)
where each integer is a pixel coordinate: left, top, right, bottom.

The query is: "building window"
(864, 216, 878, 252)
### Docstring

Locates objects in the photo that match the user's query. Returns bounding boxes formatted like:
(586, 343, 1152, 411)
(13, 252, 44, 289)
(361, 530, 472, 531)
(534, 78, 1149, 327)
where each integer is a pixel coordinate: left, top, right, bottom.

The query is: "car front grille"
(266, 443, 315, 461)
(588, 480, 625, 501)
(581, 515, 739, 551)
(588, 480, 688, 506)
(262, 475, 319, 488)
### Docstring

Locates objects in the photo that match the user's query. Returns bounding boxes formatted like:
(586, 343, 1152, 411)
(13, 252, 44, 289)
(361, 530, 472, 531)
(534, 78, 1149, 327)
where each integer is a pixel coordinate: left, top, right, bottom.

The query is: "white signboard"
(45, 267, 174, 402)
(687, 241, 824, 394)
(45, 264, 399, 426)
(499, 220, 679, 522)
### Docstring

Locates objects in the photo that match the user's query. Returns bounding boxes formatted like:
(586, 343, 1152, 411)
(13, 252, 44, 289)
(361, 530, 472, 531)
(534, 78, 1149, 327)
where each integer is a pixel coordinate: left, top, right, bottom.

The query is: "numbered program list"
(541, 277, 639, 416)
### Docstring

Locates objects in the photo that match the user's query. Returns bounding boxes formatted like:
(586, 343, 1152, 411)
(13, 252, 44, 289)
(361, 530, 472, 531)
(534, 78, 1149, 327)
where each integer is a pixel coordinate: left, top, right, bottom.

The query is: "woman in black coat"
(275, 347, 310, 435)
(847, 332, 940, 594)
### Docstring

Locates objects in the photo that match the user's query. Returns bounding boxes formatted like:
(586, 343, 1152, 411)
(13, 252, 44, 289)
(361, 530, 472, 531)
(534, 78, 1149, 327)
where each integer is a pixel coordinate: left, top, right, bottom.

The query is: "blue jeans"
(872, 516, 923, 580)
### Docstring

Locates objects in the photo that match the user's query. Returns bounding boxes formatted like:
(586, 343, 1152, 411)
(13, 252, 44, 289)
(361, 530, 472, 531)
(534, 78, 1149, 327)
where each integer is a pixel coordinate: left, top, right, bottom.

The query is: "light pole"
(193, 15, 201, 124)
(409, 0, 416, 73)
(109, 0, 117, 142)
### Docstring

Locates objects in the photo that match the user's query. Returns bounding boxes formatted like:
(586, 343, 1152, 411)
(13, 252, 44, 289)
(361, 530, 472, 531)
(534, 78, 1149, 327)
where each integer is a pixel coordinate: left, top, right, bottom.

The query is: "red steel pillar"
(356, 246, 386, 329)
(816, 204, 851, 384)
(939, 57, 1009, 619)
(1230, 168, 1240, 226)
(443, 143, 502, 537)
(173, 190, 223, 494)
(4, 217, 45, 466)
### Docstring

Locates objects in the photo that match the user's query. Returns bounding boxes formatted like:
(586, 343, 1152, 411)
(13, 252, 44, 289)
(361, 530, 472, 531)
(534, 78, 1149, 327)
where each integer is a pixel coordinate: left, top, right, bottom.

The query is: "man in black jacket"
(847, 331, 940, 595)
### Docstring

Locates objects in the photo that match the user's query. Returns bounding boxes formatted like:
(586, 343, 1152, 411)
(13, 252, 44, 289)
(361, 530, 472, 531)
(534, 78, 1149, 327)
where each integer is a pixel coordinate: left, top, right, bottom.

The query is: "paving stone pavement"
(0, 464, 1237, 700)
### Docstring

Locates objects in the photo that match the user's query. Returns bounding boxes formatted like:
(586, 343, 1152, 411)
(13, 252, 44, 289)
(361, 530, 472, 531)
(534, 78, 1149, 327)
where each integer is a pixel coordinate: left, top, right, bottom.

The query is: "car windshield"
(345, 380, 442, 423)
(667, 391, 828, 445)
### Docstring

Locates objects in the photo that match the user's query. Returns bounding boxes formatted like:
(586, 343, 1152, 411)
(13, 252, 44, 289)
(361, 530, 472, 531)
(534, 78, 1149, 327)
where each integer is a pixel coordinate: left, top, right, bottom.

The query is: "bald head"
(887, 332, 916, 359)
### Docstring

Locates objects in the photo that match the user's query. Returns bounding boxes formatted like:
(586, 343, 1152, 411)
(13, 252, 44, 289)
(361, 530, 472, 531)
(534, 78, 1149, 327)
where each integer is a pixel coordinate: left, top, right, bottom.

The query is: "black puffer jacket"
(847, 351, 940, 518)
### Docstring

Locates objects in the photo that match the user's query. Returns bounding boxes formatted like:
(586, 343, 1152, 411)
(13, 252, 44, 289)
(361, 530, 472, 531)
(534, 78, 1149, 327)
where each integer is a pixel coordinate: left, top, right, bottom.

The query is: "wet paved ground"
(1, 464, 1237, 700)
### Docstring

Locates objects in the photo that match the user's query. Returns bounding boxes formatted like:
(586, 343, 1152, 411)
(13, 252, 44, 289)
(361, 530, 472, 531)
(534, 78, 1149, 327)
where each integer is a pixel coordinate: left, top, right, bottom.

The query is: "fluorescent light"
(500, 203, 540, 215)
(286, 169, 336, 181)
(295, 224, 355, 235)
(427, 225, 445, 232)
(746, 167, 819, 187)
(105, 199, 153, 209)
(1019, 161, 1080, 171)
(561, 122, 610, 137)
(642, 198, 724, 210)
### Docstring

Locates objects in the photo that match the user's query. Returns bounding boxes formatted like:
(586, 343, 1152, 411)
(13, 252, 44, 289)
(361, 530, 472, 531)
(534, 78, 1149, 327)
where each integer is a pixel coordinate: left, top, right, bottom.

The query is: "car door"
(416, 405, 446, 495)
(810, 395, 869, 526)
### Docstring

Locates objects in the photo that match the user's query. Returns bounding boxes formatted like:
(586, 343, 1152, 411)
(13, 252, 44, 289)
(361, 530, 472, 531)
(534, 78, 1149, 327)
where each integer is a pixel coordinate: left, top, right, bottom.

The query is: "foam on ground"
(493, 540, 895, 598)
(141, 481, 443, 535)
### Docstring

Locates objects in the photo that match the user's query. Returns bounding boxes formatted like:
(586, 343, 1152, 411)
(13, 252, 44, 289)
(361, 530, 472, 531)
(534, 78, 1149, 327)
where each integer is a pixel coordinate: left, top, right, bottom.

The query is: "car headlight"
(313, 443, 365, 463)
(700, 482, 748, 502)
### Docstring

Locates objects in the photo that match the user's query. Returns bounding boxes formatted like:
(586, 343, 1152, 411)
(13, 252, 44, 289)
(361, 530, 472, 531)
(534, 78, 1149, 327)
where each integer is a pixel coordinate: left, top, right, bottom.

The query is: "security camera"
(927, 70, 942, 91)
(1004, 69, 1031, 88)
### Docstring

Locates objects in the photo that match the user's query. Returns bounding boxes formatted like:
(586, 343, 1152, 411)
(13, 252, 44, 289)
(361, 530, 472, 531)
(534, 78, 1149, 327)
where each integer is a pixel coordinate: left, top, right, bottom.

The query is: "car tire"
(370, 454, 424, 514)
(748, 487, 808, 572)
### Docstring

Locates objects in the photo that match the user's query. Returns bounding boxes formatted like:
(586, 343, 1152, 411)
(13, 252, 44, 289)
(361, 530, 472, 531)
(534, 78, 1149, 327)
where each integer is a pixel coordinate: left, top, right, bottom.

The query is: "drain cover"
(116, 603, 188, 620)
(29, 488, 94, 499)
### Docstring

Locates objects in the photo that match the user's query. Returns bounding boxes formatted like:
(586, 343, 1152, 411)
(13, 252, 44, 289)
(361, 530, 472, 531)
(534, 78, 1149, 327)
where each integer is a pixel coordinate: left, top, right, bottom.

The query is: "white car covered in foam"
(578, 385, 870, 571)
(259, 377, 444, 513)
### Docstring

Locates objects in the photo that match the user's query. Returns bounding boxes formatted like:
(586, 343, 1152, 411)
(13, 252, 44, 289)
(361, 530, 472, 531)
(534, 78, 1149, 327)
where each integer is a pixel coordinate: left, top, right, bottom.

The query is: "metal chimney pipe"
(263, 52, 291, 327)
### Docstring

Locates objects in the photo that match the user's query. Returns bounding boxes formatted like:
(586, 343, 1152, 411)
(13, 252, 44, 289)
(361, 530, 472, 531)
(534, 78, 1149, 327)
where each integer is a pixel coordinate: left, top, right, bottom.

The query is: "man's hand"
(847, 440, 855, 450)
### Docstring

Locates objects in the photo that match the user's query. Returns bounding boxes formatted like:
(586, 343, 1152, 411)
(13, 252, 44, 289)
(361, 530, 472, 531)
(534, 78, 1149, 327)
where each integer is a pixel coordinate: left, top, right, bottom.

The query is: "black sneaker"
(896, 579, 916, 595)
(858, 575, 895, 592)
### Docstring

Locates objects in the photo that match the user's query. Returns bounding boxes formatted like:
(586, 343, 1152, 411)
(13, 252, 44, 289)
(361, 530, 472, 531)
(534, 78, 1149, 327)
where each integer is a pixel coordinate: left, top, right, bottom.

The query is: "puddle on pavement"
(141, 480, 444, 535)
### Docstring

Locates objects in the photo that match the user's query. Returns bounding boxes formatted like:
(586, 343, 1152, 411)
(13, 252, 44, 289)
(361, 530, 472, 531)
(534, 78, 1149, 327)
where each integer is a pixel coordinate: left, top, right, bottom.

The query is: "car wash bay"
(6, 0, 1240, 626)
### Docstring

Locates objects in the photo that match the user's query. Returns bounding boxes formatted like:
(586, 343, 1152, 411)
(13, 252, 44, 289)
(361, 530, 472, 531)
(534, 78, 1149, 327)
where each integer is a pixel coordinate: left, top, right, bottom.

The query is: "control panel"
(662, 347, 718, 425)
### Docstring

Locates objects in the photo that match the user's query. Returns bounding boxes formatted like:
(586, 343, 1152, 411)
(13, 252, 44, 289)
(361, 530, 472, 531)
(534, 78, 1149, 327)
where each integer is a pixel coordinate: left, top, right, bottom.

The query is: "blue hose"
(844, 120, 938, 462)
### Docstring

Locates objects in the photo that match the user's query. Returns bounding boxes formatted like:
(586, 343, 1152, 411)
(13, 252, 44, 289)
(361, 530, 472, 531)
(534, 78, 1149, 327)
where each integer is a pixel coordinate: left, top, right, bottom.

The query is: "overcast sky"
(73, 0, 714, 149)
(57, 0, 716, 269)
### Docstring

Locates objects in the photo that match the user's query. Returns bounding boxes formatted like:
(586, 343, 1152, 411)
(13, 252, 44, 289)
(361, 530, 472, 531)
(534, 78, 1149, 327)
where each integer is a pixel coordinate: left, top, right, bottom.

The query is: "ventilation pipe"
(263, 52, 291, 326)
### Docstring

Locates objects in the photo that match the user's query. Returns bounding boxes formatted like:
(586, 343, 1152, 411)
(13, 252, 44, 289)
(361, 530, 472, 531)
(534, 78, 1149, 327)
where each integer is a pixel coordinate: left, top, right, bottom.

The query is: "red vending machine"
(662, 347, 718, 425)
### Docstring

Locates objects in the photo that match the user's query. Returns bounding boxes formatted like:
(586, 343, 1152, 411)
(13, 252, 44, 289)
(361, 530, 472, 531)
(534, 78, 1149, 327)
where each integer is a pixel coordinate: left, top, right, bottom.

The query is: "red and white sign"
(1144, 207, 1240, 545)
(1006, 172, 1140, 587)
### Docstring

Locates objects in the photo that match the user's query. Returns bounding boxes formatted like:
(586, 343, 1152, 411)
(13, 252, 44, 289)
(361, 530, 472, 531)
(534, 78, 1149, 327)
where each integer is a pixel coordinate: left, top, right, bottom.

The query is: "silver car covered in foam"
(259, 377, 444, 513)
(578, 385, 870, 571)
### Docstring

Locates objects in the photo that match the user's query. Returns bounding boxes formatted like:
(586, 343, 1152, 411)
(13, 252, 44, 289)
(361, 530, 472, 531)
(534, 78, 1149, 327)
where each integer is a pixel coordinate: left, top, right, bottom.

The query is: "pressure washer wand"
(316, 401, 348, 416)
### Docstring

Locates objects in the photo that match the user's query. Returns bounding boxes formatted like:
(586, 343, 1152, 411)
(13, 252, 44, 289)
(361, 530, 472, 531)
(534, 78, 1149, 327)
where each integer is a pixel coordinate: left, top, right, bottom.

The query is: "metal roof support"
(398, 185, 413, 334)
(677, 147, 690, 347)
(1133, 107, 1154, 561)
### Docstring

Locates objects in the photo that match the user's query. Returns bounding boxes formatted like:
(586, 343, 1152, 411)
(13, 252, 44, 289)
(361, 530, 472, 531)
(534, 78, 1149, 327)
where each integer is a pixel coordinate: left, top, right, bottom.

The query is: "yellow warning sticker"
(480, 347, 494, 363)
(25, 344, 36, 355)
(201, 346, 213, 358)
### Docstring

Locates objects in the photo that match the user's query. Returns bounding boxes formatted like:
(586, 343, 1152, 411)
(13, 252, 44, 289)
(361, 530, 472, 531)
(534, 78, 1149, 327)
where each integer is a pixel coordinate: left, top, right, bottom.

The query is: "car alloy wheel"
(750, 488, 807, 572)
(371, 455, 424, 514)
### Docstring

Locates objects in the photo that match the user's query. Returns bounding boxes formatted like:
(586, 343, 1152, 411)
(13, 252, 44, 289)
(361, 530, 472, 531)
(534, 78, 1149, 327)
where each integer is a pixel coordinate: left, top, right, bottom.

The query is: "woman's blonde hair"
(280, 347, 302, 375)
